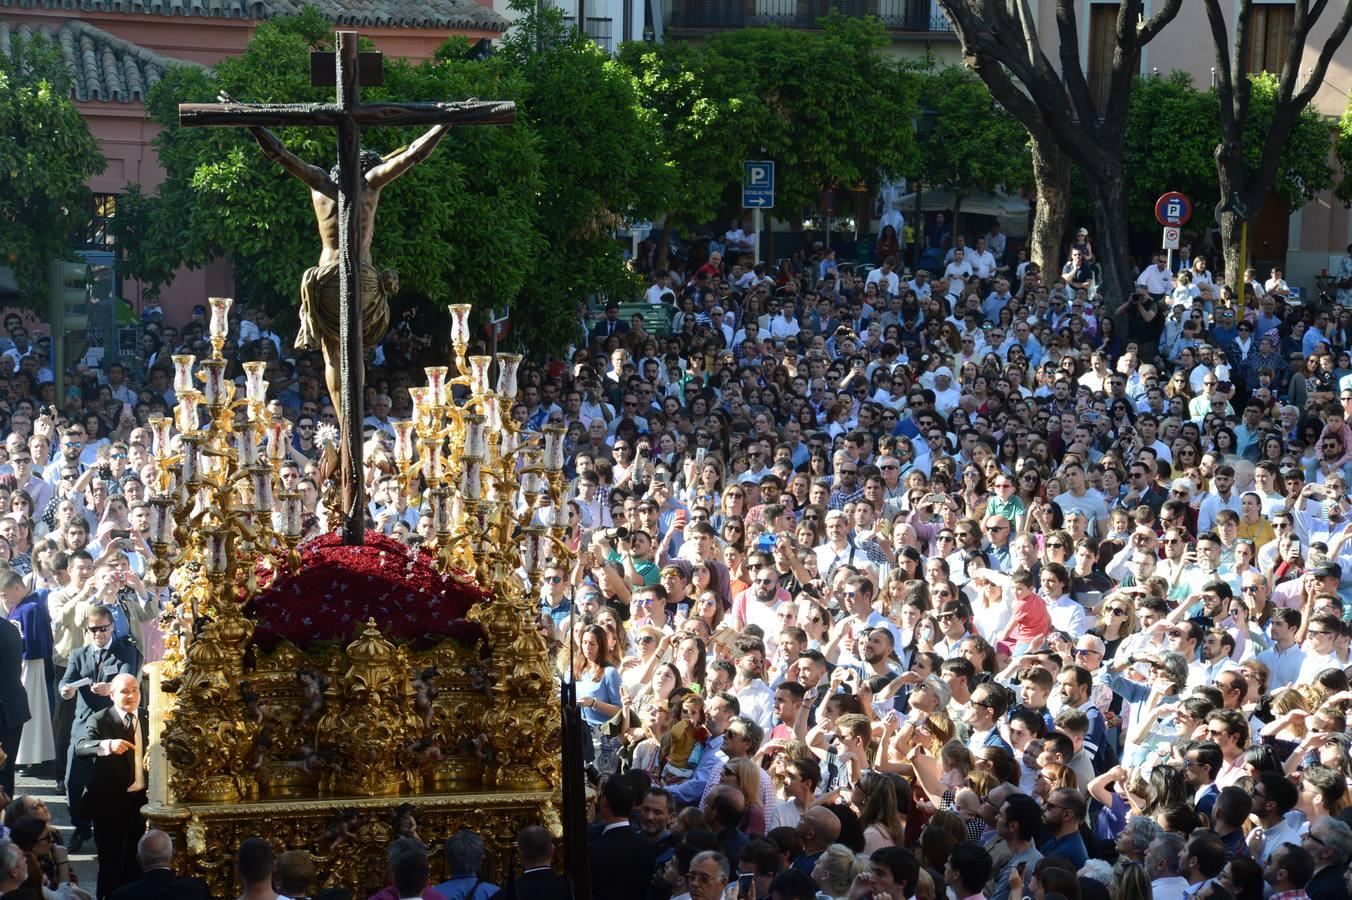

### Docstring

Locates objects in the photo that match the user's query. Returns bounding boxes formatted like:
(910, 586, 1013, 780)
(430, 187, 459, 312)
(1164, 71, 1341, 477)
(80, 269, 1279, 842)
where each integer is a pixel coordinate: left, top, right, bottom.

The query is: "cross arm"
(350, 99, 517, 128)
(180, 102, 347, 128)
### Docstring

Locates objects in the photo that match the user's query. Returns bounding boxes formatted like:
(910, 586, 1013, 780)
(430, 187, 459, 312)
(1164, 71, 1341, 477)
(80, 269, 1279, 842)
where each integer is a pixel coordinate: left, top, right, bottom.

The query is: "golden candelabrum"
(146, 296, 305, 804)
(392, 303, 573, 790)
(142, 299, 568, 895)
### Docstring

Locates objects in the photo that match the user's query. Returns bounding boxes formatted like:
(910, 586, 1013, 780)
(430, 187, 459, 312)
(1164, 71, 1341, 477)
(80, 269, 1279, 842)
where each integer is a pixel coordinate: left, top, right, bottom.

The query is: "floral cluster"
(245, 531, 488, 651)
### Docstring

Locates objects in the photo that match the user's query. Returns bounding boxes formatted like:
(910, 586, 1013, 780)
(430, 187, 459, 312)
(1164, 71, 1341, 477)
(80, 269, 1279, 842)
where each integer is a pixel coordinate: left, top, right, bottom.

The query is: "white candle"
(462, 457, 482, 501)
(266, 421, 289, 460)
(285, 493, 303, 536)
(424, 366, 449, 407)
(148, 499, 172, 544)
(495, 354, 521, 400)
(236, 427, 259, 466)
(243, 361, 267, 403)
(449, 304, 472, 346)
(543, 426, 565, 471)
(482, 393, 502, 435)
(393, 420, 416, 463)
(205, 531, 228, 574)
(464, 415, 486, 458)
(176, 393, 200, 433)
(208, 296, 232, 340)
(252, 468, 273, 513)
(432, 490, 452, 534)
(468, 357, 492, 397)
(172, 355, 196, 394)
(148, 416, 172, 459)
(500, 429, 519, 457)
(422, 441, 444, 483)
(201, 360, 226, 406)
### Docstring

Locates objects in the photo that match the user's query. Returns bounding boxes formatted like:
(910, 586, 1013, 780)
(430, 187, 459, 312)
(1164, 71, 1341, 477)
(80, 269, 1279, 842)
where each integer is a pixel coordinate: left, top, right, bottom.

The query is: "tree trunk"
(1215, 142, 1247, 290)
(1029, 136, 1070, 279)
(1086, 171, 1135, 307)
(654, 224, 670, 271)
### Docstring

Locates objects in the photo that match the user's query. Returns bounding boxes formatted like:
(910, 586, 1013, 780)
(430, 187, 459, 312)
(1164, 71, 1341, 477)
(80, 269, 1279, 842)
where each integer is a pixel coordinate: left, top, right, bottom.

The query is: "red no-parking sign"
(1155, 192, 1193, 227)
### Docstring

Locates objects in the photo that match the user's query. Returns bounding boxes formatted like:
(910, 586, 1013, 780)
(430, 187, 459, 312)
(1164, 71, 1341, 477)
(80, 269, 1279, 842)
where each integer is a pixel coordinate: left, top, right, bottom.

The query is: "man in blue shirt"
(1040, 787, 1088, 869)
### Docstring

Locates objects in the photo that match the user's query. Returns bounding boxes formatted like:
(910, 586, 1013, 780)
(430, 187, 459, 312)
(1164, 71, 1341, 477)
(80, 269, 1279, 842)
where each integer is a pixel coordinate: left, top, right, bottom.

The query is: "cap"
(1313, 562, 1343, 580)
(1077, 227, 1089, 235)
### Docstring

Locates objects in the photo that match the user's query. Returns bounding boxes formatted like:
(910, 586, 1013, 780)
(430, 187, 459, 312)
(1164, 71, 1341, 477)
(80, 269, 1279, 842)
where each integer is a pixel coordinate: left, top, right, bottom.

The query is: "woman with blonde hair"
(721, 757, 767, 835)
(1035, 762, 1077, 800)
(810, 844, 860, 899)
(852, 770, 907, 853)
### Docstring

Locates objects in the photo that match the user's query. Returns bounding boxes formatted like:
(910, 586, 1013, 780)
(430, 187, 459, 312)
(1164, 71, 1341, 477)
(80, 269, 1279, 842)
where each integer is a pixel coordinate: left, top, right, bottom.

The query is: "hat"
(934, 366, 954, 380)
(1077, 227, 1089, 236)
(1313, 562, 1343, 580)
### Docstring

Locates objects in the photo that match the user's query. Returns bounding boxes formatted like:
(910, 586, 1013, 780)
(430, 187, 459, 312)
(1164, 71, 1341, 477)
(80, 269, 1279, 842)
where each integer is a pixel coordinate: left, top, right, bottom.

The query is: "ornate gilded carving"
(314, 620, 424, 796)
(158, 602, 259, 802)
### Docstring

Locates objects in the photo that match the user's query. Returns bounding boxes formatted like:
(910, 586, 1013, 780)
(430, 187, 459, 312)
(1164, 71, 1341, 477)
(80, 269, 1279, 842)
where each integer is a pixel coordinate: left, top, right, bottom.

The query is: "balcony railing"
(669, 0, 953, 31)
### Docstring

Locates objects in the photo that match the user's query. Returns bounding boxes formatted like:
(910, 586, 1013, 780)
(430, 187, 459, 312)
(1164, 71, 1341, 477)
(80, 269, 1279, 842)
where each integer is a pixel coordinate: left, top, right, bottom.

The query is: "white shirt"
(735, 678, 775, 730)
(1151, 877, 1190, 900)
(1137, 264, 1173, 295)
(1297, 650, 1345, 685)
(1255, 643, 1306, 689)
(969, 249, 998, 279)
(1253, 817, 1299, 865)
(866, 269, 901, 296)
(1047, 594, 1087, 637)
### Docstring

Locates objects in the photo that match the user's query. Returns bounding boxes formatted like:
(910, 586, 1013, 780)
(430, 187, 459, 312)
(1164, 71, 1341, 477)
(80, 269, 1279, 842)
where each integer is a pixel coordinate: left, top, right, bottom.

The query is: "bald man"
(109, 829, 210, 900)
(75, 673, 149, 898)
(792, 806, 841, 877)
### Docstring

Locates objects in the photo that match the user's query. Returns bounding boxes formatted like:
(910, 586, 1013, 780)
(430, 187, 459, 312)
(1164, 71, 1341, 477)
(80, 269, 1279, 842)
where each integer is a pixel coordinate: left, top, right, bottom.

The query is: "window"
(1085, 4, 1118, 112)
(1246, 3, 1294, 75)
(75, 193, 118, 249)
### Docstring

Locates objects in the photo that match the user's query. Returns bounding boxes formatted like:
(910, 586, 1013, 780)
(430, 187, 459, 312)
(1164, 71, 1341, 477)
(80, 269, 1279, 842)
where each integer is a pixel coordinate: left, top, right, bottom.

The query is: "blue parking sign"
(743, 160, 774, 209)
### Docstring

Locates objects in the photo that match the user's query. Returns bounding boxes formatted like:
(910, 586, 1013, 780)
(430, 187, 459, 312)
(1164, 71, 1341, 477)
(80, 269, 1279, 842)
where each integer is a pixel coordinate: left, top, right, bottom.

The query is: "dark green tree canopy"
(0, 33, 106, 304)
(622, 15, 919, 225)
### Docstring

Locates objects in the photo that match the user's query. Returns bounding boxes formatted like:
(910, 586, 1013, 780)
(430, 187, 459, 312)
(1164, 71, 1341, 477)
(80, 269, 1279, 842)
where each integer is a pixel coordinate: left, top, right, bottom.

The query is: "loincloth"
(297, 261, 394, 351)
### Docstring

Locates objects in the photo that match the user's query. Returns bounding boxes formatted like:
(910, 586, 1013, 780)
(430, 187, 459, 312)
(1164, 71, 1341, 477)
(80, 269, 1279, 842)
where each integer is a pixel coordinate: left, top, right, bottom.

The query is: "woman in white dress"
(3, 573, 54, 766)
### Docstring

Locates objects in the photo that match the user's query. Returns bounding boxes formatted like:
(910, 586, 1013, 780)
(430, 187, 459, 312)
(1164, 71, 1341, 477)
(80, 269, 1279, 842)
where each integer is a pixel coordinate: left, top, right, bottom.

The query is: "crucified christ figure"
(242, 122, 451, 418)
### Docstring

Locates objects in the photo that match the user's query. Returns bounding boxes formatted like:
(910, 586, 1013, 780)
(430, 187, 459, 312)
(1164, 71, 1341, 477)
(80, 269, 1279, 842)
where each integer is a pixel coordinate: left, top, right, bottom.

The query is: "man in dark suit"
(59, 606, 137, 851)
(587, 776, 654, 900)
(591, 303, 630, 341)
(75, 672, 148, 899)
(0, 615, 29, 798)
(109, 829, 209, 900)
(497, 826, 571, 900)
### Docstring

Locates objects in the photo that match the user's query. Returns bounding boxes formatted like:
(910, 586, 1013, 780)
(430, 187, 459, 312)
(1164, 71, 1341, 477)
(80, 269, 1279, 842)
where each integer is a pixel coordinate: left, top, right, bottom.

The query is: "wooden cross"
(179, 31, 515, 545)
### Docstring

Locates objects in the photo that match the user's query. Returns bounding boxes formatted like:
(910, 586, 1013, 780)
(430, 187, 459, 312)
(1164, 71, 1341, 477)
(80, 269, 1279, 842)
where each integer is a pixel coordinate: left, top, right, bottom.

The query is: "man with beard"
(732, 565, 790, 641)
(636, 786, 679, 867)
(731, 639, 774, 730)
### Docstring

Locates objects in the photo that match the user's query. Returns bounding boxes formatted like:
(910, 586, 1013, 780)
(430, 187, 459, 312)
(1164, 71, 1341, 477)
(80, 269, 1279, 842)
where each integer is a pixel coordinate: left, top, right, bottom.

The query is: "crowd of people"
(563, 227, 1352, 900)
(2, 219, 1352, 899)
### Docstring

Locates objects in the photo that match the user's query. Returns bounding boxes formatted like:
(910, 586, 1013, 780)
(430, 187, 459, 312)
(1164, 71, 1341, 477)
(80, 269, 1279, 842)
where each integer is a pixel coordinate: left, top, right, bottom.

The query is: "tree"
(622, 16, 919, 254)
(935, 0, 1183, 303)
(120, 11, 543, 345)
(489, 0, 667, 352)
(1205, 0, 1352, 288)
(1119, 72, 1332, 262)
(0, 33, 106, 304)
(913, 64, 1030, 235)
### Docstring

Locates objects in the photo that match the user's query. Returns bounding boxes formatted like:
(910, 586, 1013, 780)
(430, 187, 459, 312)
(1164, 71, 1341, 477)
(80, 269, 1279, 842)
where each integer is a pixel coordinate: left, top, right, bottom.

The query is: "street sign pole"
(752, 208, 763, 264)
(743, 161, 775, 264)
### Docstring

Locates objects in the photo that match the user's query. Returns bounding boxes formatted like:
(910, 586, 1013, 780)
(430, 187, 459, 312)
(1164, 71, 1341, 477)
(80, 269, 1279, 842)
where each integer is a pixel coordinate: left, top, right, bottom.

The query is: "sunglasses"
(87, 624, 111, 634)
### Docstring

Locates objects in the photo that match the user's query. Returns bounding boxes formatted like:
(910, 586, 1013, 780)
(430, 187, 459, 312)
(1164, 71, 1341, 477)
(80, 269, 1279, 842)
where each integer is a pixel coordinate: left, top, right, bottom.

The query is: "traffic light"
(48, 259, 90, 402)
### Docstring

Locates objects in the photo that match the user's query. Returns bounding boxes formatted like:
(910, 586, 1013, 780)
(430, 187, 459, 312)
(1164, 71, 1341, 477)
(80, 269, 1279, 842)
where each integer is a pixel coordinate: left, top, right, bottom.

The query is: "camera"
(603, 526, 629, 541)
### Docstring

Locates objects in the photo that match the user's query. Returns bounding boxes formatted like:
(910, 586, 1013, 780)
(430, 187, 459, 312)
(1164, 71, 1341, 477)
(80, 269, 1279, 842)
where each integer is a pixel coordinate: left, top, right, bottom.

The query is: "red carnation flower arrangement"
(244, 531, 488, 652)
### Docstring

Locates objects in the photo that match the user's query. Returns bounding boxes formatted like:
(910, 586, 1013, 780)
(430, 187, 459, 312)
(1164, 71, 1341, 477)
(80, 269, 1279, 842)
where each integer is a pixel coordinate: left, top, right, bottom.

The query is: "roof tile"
(0, 17, 203, 102)
(0, 0, 507, 30)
